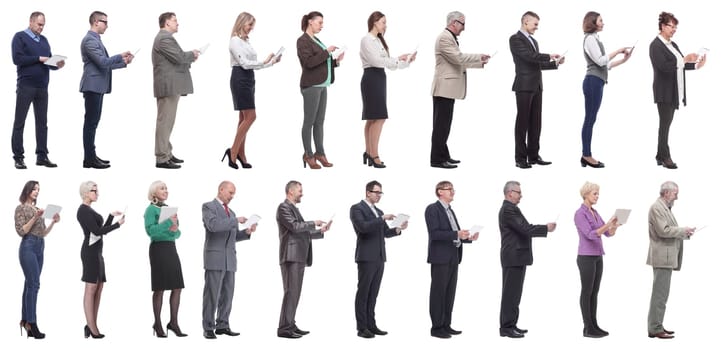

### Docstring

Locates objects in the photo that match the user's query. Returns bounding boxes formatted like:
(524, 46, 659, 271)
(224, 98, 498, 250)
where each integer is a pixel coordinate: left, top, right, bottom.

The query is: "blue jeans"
(19, 235, 44, 323)
(581, 75, 605, 157)
(83, 92, 105, 161)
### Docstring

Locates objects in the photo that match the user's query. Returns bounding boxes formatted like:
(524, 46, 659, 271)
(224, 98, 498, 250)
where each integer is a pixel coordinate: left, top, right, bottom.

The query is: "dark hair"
(365, 180, 382, 193)
(89, 11, 107, 25)
(521, 11, 539, 23)
(285, 180, 302, 194)
(301, 11, 323, 32)
(367, 11, 389, 53)
(435, 181, 453, 197)
(658, 12, 678, 31)
(582, 11, 601, 33)
(20, 180, 39, 205)
(159, 12, 176, 28)
(30, 11, 44, 21)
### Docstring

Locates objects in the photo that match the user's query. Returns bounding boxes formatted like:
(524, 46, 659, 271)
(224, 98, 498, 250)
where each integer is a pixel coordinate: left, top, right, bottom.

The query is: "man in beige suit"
(430, 11, 490, 169)
(152, 12, 199, 169)
(647, 181, 695, 339)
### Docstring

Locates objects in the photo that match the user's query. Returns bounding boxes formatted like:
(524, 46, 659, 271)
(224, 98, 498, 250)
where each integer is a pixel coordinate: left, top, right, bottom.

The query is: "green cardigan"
(144, 204, 181, 242)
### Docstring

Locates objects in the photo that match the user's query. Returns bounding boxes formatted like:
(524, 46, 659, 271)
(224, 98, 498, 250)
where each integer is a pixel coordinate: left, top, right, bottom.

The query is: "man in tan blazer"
(430, 11, 489, 169)
(152, 12, 199, 169)
(646, 181, 695, 339)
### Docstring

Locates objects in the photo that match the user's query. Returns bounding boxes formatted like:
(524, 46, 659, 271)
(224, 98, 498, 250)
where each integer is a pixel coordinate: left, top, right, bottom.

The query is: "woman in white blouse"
(580, 11, 632, 168)
(225, 12, 280, 169)
(359, 11, 415, 168)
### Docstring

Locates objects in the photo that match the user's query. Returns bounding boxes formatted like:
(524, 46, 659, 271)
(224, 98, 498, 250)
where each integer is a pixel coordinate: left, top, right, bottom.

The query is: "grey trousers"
(155, 95, 180, 163)
(647, 267, 672, 333)
(300, 87, 327, 156)
(202, 269, 235, 330)
(278, 262, 305, 335)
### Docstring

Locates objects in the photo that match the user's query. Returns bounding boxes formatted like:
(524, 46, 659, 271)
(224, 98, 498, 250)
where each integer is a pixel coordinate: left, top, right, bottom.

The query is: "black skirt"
(361, 67, 388, 120)
(230, 66, 256, 110)
(149, 241, 185, 291)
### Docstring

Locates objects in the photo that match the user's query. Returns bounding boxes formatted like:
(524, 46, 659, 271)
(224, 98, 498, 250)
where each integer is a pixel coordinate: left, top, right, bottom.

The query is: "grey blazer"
(152, 29, 194, 98)
(79, 31, 126, 94)
(647, 198, 688, 270)
(202, 199, 249, 272)
(276, 199, 323, 266)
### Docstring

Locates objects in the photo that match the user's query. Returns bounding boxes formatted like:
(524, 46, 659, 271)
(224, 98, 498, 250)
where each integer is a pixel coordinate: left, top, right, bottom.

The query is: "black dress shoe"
(580, 157, 605, 168)
(662, 327, 674, 335)
(156, 160, 181, 169)
(583, 327, 607, 338)
(203, 330, 217, 339)
(215, 328, 240, 336)
(447, 158, 461, 164)
(369, 327, 388, 335)
(36, 158, 57, 167)
(170, 155, 184, 164)
(357, 329, 375, 338)
(528, 157, 551, 165)
(515, 161, 532, 169)
(96, 156, 110, 164)
(278, 332, 302, 339)
(430, 329, 451, 339)
(293, 328, 310, 335)
(660, 159, 677, 169)
(83, 159, 110, 169)
(15, 159, 27, 169)
(513, 326, 528, 334)
(430, 161, 457, 169)
(445, 327, 462, 335)
(499, 328, 524, 338)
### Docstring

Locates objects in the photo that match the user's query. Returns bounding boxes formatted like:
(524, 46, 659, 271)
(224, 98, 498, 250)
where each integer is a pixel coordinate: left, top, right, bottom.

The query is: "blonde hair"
(231, 12, 255, 38)
(148, 180, 166, 203)
(79, 181, 97, 200)
(579, 181, 600, 199)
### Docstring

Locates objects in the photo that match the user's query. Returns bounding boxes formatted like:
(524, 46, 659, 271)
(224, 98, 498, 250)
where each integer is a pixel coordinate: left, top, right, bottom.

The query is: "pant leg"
(82, 92, 104, 161)
(590, 257, 604, 327)
(527, 91, 543, 160)
(656, 103, 676, 161)
(32, 88, 49, 158)
(216, 271, 235, 329)
(155, 95, 180, 163)
(355, 262, 372, 330)
(300, 87, 322, 156)
(647, 267, 672, 333)
(577, 255, 598, 329)
(19, 236, 43, 323)
(366, 261, 385, 329)
(312, 87, 328, 155)
(444, 262, 459, 328)
(581, 76, 605, 157)
(500, 266, 526, 329)
(430, 96, 455, 163)
(202, 270, 223, 330)
(514, 92, 533, 162)
(278, 262, 305, 335)
(429, 263, 450, 330)
(11, 86, 36, 160)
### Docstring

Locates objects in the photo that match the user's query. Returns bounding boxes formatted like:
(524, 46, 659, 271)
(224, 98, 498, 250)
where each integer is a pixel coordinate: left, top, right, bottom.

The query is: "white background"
(1, 0, 717, 349)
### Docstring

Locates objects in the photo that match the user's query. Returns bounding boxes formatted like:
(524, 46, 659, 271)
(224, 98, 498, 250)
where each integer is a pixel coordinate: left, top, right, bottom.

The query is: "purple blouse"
(574, 204, 610, 256)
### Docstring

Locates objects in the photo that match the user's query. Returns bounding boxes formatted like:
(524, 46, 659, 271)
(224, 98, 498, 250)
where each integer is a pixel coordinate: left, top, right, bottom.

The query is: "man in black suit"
(276, 180, 331, 339)
(425, 181, 478, 338)
(498, 181, 556, 338)
(509, 11, 564, 169)
(350, 180, 407, 338)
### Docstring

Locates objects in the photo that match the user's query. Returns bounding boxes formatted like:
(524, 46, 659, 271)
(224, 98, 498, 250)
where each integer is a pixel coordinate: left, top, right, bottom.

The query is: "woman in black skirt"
(144, 181, 186, 337)
(77, 181, 124, 339)
(359, 11, 416, 168)
(224, 12, 280, 169)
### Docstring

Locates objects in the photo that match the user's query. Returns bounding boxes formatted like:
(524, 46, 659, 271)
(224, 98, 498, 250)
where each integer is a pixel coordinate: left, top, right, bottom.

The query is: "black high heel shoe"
(580, 157, 605, 168)
(368, 156, 386, 168)
(167, 322, 188, 337)
(222, 148, 239, 169)
(153, 323, 167, 338)
(236, 155, 252, 169)
(20, 320, 26, 336)
(25, 322, 45, 339)
(84, 325, 105, 339)
(363, 152, 369, 165)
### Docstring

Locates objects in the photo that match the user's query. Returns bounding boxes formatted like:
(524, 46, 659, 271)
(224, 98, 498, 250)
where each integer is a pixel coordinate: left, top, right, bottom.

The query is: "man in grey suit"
(276, 180, 331, 338)
(80, 11, 133, 169)
(647, 181, 695, 339)
(152, 12, 199, 169)
(201, 181, 257, 339)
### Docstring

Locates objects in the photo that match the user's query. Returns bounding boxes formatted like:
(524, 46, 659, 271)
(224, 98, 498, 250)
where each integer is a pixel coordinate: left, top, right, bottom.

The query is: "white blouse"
(229, 36, 272, 70)
(359, 33, 410, 70)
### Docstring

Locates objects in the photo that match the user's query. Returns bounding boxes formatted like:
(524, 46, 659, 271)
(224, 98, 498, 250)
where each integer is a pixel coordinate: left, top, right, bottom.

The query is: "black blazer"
(498, 200, 548, 267)
(509, 31, 557, 92)
(650, 37, 696, 108)
(297, 33, 339, 88)
(276, 199, 323, 266)
(350, 201, 400, 263)
(425, 200, 471, 264)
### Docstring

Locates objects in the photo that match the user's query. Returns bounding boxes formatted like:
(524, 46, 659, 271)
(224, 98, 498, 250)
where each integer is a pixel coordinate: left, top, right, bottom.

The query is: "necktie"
(447, 207, 461, 247)
(528, 35, 537, 52)
(223, 203, 230, 217)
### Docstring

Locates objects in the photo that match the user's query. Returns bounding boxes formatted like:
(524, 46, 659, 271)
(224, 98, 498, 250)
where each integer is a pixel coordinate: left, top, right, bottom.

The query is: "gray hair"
(285, 180, 302, 194)
(148, 180, 165, 202)
(580, 182, 600, 199)
(446, 11, 465, 26)
(79, 181, 97, 200)
(659, 181, 678, 196)
(503, 180, 521, 194)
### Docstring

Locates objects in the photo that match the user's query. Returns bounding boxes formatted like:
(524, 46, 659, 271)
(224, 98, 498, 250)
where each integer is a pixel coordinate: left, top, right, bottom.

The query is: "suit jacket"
(498, 200, 548, 267)
(79, 31, 126, 94)
(152, 29, 195, 98)
(650, 37, 696, 108)
(296, 33, 339, 88)
(509, 31, 557, 92)
(277, 199, 323, 266)
(647, 198, 688, 270)
(350, 200, 400, 262)
(425, 200, 471, 264)
(431, 29, 485, 100)
(202, 199, 250, 272)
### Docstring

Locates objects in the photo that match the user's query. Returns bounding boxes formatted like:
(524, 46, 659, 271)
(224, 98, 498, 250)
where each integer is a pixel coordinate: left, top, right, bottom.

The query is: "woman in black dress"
(76, 181, 124, 339)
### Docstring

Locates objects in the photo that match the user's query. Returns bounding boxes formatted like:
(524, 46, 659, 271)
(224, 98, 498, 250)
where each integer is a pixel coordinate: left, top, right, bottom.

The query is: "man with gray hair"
(430, 11, 490, 169)
(646, 181, 695, 339)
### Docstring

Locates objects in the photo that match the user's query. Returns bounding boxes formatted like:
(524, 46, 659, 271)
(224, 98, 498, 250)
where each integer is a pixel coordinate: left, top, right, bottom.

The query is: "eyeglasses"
(511, 190, 522, 195)
(98, 19, 108, 24)
(369, 190, 384, 195)
(455, 20, 465, 27)
(90, 189, 98, 193)
(664, 23, 677, 29)
(439, 187, 455, 192)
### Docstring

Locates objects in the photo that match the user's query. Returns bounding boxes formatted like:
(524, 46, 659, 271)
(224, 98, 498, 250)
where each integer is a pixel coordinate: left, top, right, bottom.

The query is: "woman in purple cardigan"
(573, 182, 619, 338)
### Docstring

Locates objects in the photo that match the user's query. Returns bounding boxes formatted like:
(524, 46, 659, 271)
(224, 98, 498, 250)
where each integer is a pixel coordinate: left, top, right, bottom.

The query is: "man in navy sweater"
(11, 11, 65, 169)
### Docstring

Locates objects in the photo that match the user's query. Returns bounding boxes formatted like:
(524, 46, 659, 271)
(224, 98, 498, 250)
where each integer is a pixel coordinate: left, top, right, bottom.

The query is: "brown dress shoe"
(648, 332, 674, 339)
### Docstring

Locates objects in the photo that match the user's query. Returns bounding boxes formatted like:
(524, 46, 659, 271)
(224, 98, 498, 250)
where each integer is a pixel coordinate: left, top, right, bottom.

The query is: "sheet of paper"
(159, 206, 178, 223)
(469, 225, 484, 235)
(388, 213, 410, 229)
(490, 50, 498, 58)
(198, 43, 210, 54)
(613, 209, 632, 225)
(240, 214, 261, 230)
(44, 55, 67, 66)
(112, 206, 127, 225)
(697, 47, 710, 56)
(42, 204, 62, 219)
(89, 233, 102, 246)
(275, 46, 285, 57)
(133, 48, 141, 56)
(695, 225, 707, 233)
(331, 45, 346, 59)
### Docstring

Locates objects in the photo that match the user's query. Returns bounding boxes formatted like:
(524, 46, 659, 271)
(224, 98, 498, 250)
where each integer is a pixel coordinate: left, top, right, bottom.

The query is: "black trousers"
(514, 91, 543, 162)
(83, 92, 105, 161)
(577, 255, 603, 330)
(12, 86, 49, 160)
(355, 261, 384, 330)
(500, 265, 526, 329)
(429, 262, 458, 331)
(430, 96, 455, 163)
(656, 103, 676, 161)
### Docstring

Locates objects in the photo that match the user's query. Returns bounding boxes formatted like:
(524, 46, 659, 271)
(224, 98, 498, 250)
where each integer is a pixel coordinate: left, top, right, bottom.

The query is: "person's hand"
(248, 223, 258, 234)
(382, 213, 396, 221)
(52, 213, 60, 223)
(170, 214, 178, 226)
(697, 54, 707, 69)
(327, 45, 338, 52)
(458, 229, 470, 240)
(399, 221, 409, 230)
(481, 54, 491, 63)
(409, 51, 417, 62)
(547, 222, 557, 232)
(337, 52, 345, 62)
(684, 53, 699, 63)
(118, 216, 126, 225)
(263, 53, 274, 64)
(56, 60, 66, 69)
(558, 56, 566, 64)
(237, 216, 247, 224)
(122, 51, 134, 64)
(34, 208, 45, 218)
(686, 227, 696, 236)
(274, 54, 282, 63)
(112, 210, 123, 216)
(169, 224, 178, 232)
(192, 49, 200, 60)
(470, 232, 480, 241)
(314, 220, 326, 227)
(321, 220, 332, 233)
(399, 53, 409, 62)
